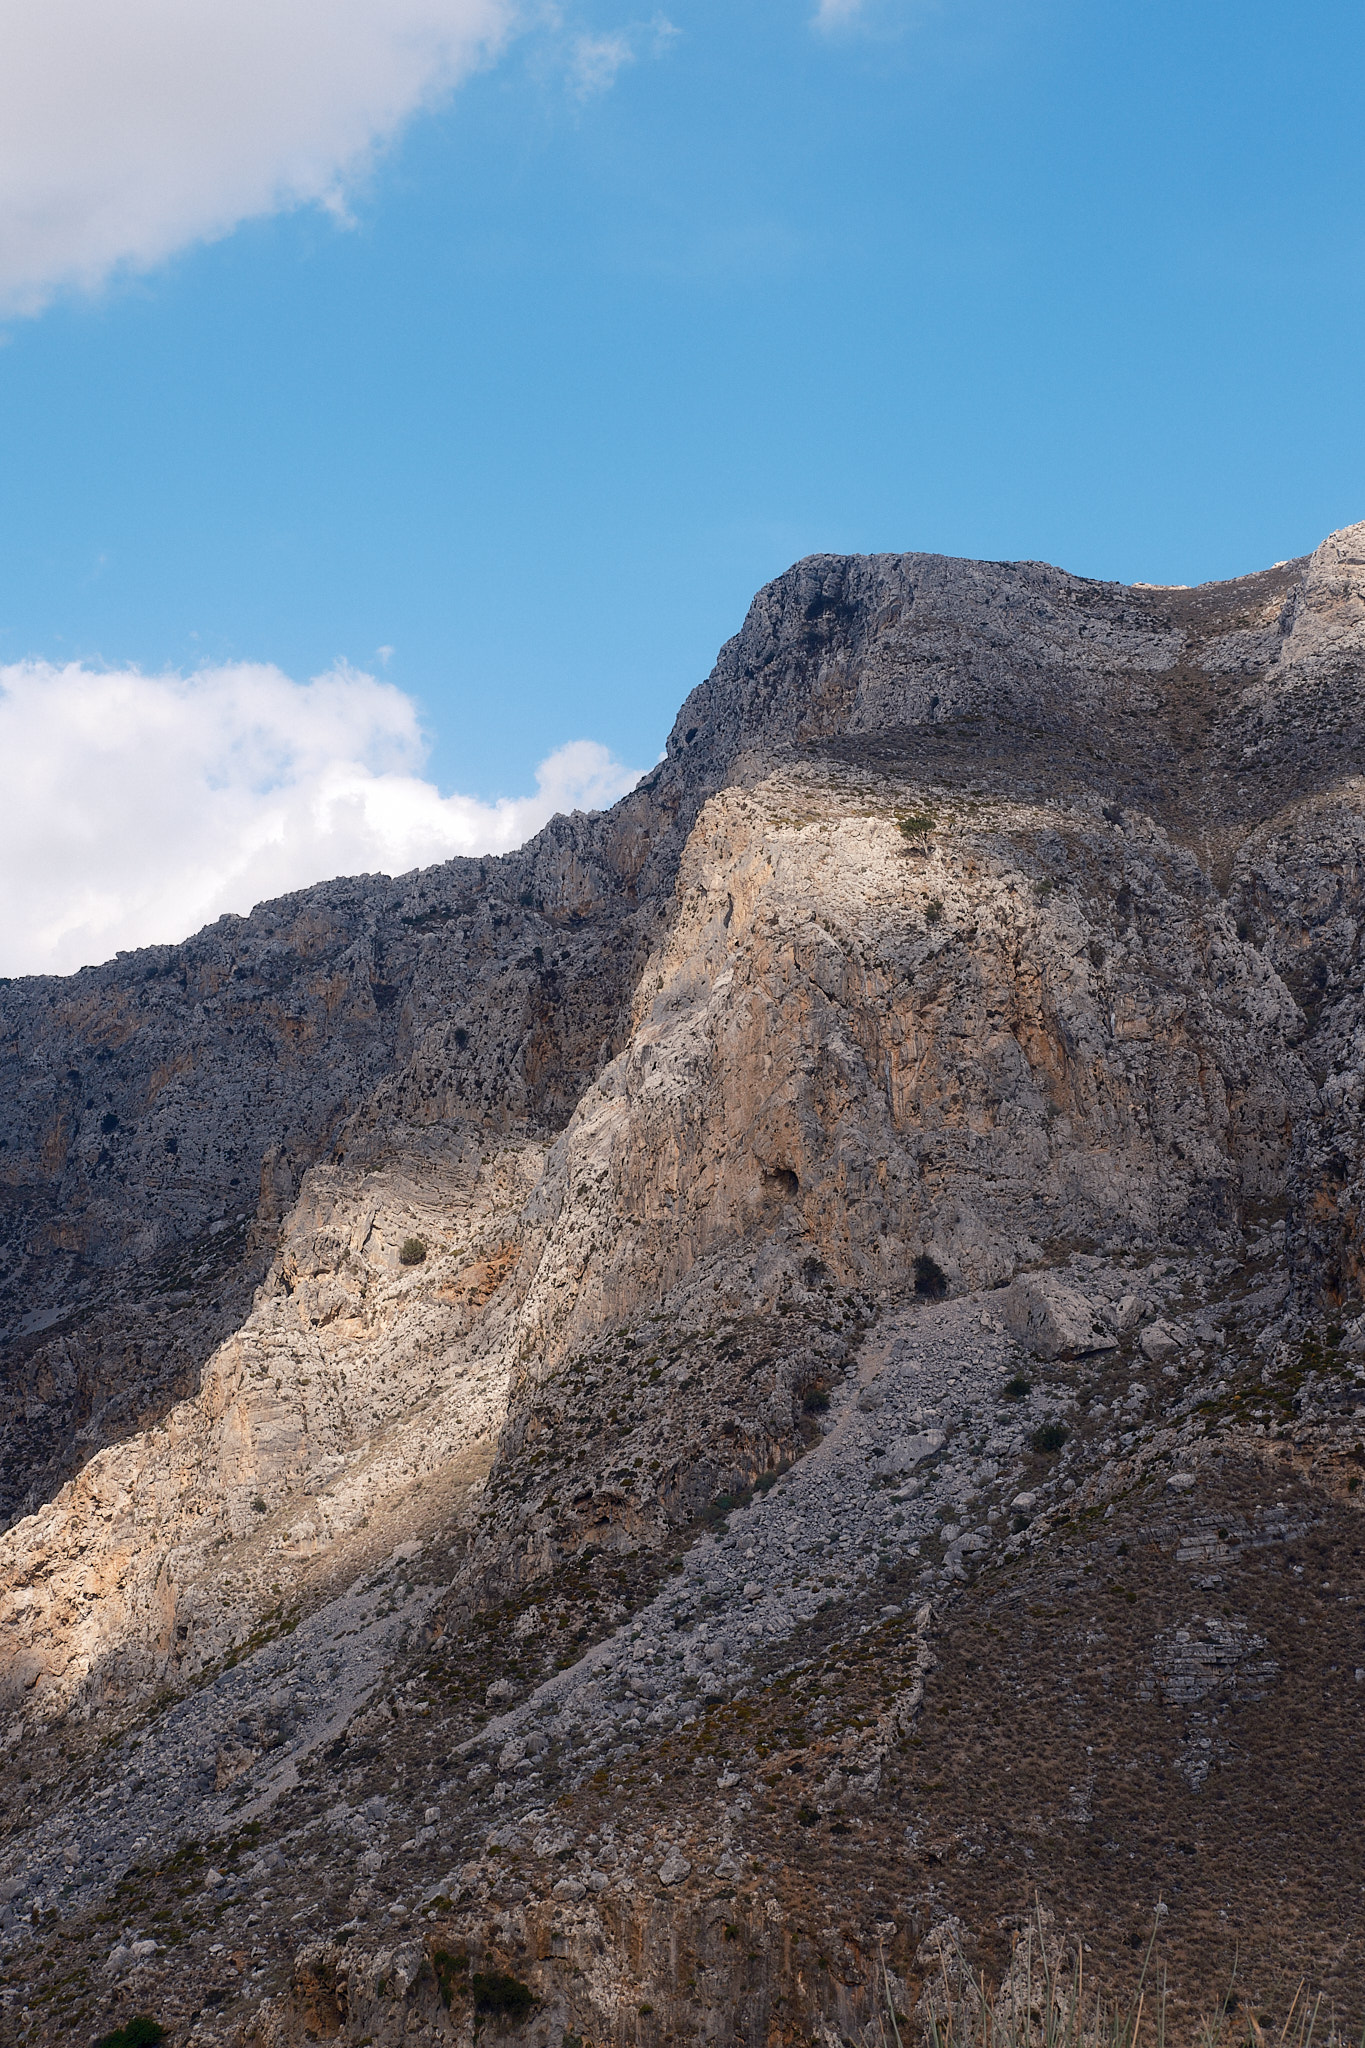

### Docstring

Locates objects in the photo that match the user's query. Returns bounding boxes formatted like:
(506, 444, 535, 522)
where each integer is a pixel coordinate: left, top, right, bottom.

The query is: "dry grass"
(881, 1907, 1361, 2048)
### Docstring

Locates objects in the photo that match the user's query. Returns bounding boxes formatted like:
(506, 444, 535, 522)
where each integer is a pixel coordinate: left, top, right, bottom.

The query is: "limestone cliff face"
(2, 524, 1365, 2045)
(0, 795, 683, 1528)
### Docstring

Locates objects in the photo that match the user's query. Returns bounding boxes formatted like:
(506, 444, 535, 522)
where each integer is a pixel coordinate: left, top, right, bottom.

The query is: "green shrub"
(1003, 1375, 1032, 1401)
(399, 1236, 428, 1266)
(95, 2021, 166, 2048)
(802, 1387, 831, 1414)
(432, 1948, 470, 2008)
(1031, 1422, 1069, 1454)
(924, 897, 944, 926)
(898, 812, 935, 840)
(472, 1969, 534, 2020)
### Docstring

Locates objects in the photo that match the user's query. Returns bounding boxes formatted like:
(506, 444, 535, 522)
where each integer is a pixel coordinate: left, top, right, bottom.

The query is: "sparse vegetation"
(94, 2020, 166, 2048)
(432, 1948, 470, 2007)
(910, 1907, 1333, 2048)
(472, 1968, 534, 2020)
(399, 1236, 428, 1266)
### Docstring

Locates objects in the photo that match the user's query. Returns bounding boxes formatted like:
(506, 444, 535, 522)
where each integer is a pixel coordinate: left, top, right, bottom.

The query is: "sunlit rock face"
(1, 525, 1365, 2046)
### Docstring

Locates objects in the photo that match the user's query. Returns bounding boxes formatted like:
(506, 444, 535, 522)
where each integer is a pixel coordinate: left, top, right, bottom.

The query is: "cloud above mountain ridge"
(0, 0, 518, 315)
(0, 658, 643, 976)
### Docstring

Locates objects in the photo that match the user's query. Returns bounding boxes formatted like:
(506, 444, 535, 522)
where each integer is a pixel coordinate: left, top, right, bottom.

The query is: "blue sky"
(0, 0, 1362, 970)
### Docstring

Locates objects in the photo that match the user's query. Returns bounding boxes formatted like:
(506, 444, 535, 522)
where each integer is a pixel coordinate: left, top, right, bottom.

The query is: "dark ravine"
(0, 523, 1364, 2044)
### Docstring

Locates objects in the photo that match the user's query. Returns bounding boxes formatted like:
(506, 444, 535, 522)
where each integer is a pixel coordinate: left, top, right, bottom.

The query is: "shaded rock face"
(1, 525, 1365, 2045)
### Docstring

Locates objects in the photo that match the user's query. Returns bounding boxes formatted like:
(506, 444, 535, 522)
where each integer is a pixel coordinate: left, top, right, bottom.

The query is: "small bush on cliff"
(432, 1948, 470, 2007)
(399, 1236, 428, 1266)
(1031, 1422, 1069, 1454)
(95, 2020, 166, 2048)
(472, 1969, 534, 2021)
(924, 897, 944, 925)
(898, 811, 935, 840)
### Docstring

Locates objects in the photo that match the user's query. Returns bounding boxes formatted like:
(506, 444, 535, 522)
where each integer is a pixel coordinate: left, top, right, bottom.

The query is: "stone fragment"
(1140, 1320, 1181, 1361)
(1001, 1276, 1118, 1360)
(874, 1430, 945, 1477)
(657, 1847, 691, 1885)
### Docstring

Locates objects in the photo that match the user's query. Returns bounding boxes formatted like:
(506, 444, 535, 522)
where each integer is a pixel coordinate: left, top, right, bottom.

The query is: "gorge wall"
(0, 524, 1363, 2045)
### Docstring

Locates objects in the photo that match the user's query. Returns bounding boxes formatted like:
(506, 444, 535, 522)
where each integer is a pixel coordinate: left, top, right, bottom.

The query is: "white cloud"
(0, 658, 644, 977)
(0, 0, 519, 316)
(569, 31, 637, 96)
(813, 0, 932, 29)
(567, 15, 677, 98)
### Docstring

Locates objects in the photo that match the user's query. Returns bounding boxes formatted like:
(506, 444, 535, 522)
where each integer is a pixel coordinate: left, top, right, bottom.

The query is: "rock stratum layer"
(2, 526, 1365, 2044)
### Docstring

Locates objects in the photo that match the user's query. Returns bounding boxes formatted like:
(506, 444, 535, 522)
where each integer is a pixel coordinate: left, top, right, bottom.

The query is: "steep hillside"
(1, 523, 1364, 2046)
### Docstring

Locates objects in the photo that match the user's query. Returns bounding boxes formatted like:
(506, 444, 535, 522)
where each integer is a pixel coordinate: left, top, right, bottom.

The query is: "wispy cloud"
(567, 14, 678, 99)
(569, 31, 637, 96)
(0, 659, 644, 976)
(813, 0, 940, 34)
(0, 0, 519, 317)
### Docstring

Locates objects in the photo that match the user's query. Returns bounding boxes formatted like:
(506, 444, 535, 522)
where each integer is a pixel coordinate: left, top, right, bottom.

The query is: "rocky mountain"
(1, 522, 1364, 2045)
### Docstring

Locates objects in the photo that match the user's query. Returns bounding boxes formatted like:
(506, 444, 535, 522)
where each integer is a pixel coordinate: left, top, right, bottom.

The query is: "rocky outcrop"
(1, 522, 1365, 2044)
